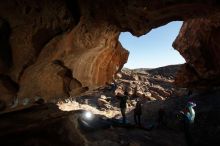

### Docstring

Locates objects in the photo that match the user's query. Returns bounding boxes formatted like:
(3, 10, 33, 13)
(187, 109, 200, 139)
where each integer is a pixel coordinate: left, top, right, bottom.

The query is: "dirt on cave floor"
(57, 96, 188, 146)
(56, 88, 189, 146)
(56, 84, 220, 146)
(0, 88, 220, 146)
(0, 96, 188, 146)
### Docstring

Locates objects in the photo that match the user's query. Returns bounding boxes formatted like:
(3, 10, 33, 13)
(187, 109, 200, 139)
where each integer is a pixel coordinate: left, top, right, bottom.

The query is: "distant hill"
(123, 64, 182, 79)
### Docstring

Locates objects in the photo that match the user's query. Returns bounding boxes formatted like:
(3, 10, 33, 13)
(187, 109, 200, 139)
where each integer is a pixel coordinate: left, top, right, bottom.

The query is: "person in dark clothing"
(158, 108, 166, 127)
(134, 98, 142, 126)
(182, 114, 193, 146)
(111, 82, 116, 91)
(180, 102, 196, 146)
(120, 91, 128, 124)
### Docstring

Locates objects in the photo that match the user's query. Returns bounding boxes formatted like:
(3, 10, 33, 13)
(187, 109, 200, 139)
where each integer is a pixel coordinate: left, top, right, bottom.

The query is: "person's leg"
(121, 108, 126, 124)
(138, 114, 141, 126)
(184, 120, 193, 146)
(134, 113, 137, 125)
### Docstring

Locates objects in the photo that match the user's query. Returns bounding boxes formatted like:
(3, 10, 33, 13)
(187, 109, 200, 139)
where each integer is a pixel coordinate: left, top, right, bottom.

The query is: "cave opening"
(119, 21, 185, 69)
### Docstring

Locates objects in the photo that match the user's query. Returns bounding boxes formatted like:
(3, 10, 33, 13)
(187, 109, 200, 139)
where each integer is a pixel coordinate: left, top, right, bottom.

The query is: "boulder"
(149, 86, 170, 97)
(114, 86, 124, 96)
(150, 91, 164, 100)
(116, 73, 122, 79)
(97, 98, 110, 107)
(100, 95, 107, 100)
(144, 92, 152, 97)
(136, 90, 145, 98)
(132, 74, 139, 81)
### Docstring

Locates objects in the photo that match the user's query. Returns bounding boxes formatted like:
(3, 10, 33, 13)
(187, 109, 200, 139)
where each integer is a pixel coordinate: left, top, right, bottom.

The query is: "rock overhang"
(0, 0, 220, 112)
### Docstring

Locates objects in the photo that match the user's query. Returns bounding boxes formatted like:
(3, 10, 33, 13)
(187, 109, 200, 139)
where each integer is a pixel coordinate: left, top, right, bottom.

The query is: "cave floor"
(1, 87, 220, 146)
(1, 89, 220, 146)
(0, 101, 187, 146)
(83, 124, 186, 146)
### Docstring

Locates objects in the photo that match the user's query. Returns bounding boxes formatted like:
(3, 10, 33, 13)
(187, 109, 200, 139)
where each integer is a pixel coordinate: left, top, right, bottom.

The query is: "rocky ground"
(1, 89, 219, 146)
(0, 66, 220, 146)
(0, 65, 220, 146)
(55, 65, 220, 146)
(55, 65, 190, 146)
(115, 65, 182, 100)
(58, 65, 186, 119)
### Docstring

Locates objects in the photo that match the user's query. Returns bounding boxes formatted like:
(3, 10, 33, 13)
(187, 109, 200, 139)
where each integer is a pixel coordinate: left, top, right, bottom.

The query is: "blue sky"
(119, 21, 185, 69)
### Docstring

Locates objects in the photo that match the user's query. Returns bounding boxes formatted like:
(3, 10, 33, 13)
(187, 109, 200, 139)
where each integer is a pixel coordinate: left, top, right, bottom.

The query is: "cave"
(0, 0, 220, 146)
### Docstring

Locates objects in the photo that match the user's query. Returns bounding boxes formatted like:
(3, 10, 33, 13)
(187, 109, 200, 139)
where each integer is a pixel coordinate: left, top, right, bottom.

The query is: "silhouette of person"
(180, 102, 196, 146)
(120, 91, 128, 124)
(134, 98, 142, 126)
(158, 108, 166, 127)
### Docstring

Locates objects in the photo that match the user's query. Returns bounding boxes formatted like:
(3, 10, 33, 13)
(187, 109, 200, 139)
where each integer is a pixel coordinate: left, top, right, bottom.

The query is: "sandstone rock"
(100, 95, 107, 100)
(116, 73, 122, 79)
(149, 86, 171, 97)
(133, 74, 139, 81)
(97, 94, 113, 109)
(98, 98, 109, 105)
(150, 91, 164, 100)
(0, 0, 129, 109)
(143, 92, 156, 101)
(121, 71, 133, 80)
(136, 85, 141, 91)
(146, 96, 157, 101)
(1, 0, 220, 113)
(127, 87, 134, 95)
(144, 92, 152, 97)
(130, 100, 137, 106)
(174, 17, 220, 88)
(113, 66, 180, 101)
(144, 81, 150, 86)
(136, 90, 144, 98)
(115, 86, 124, 96)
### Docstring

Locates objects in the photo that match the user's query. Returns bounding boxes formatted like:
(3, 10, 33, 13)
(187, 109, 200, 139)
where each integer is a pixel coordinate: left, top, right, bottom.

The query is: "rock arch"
(0, 0, 220, 111)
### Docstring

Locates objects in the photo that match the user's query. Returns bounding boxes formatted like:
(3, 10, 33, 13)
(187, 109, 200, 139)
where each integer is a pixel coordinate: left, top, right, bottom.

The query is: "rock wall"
(0, 0, 129, 110)
(17, 18, 128, 101)
(0, 0, 220, 112)
(174, 15, 220, 88)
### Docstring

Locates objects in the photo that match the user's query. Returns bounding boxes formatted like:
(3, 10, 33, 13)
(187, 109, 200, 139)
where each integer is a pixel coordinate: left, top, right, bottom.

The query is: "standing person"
(120, 91, 128, 124)
(180, 101, 196, 146)
(158, 108, 166, 127)
(134, 98, 142, 126)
